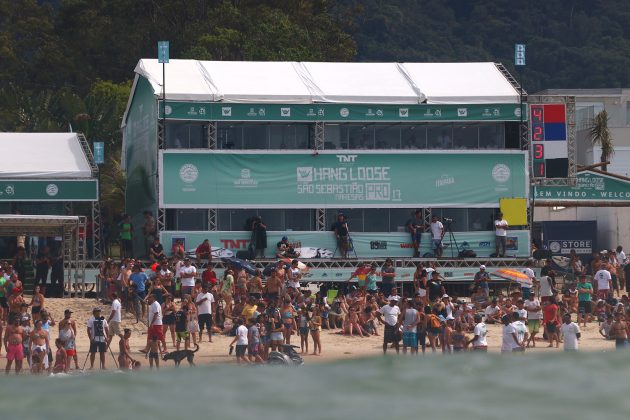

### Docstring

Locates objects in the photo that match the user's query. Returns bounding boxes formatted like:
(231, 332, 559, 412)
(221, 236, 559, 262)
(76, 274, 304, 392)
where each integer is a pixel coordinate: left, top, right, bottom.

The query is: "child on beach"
(53, 339, 67, 373)
(298, 307, 310, 354)
(310, 305, 322, 355)
(148, 336, 160, 369)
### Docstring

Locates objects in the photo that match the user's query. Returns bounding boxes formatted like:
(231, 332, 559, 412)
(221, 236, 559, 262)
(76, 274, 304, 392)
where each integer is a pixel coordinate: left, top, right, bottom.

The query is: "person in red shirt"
(195, 239, 212, 265)
(201, 264, 217, 288)
(171, 239, 185, 259)
(543, 300, 560, 348)
(347, 262, 371, 293)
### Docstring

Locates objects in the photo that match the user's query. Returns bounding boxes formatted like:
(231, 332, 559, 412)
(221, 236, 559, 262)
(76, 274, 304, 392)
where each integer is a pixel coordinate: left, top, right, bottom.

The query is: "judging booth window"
(326, 208, 363, 231)
(374, 124, 402, 149)
(453, 124, 479, 149)
(401, 125, 427, 149)
(427, 124, 453, 149)
(284, 209, 315, 231)
(269, 124, 311, 149)
(218, 124, 243, 149)
(479, 123, 505, 149)
(346, 124, 375, 149)
(167, 209, 208, 230)
(242, 124, 268, 149)
(363, 208, 389, 232)
(165, 122, 207, 149)
(468, 208, 498, 231)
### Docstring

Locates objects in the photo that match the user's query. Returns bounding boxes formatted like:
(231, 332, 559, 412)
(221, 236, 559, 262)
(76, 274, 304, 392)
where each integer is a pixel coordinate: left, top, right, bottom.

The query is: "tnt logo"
(336, 154, 357, 163)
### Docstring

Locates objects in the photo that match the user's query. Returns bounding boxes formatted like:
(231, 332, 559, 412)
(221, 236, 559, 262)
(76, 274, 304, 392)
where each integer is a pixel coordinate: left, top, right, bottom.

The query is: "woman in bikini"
(235, 268, 249, 301)
(29, 320, 49, 374)
(162, 295, 177, 348)
(29, 285, 45, 322)
(280, 298, 297, 345)
(58, 318, 78, 370)
(310, 305, 322, 355)
(248, 270, 263, 300)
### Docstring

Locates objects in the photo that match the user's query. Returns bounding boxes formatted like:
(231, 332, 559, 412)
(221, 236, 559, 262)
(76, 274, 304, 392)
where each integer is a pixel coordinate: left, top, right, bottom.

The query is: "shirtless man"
(29, 320, 50, 374)
(610, 312, 630, 350)
(4, 316, 25, 374)
(118, 329, 137, 370)
(265, 269, 283, 301)
(7, 288, 26, 324)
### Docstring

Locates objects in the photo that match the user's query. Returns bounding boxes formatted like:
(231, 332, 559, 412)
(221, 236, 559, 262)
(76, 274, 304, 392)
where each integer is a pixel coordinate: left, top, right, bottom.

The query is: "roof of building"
(131, 59, 520, 106)
(0, 133, 93, 178)
(533, 88, 626, 97)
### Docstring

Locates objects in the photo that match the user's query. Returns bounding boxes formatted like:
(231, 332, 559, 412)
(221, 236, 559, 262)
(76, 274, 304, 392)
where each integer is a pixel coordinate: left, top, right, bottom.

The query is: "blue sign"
(158, 41, 170, 63)
(93, 141, 104, 165)
(515, 44, 526, 66)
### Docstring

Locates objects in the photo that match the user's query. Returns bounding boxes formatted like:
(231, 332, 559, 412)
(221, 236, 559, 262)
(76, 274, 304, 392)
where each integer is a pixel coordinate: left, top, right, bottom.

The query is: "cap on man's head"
(479, 265, 486, 270)
(282, 236, 288, 241)
(442, 294, 450, 299)
(93, 307, 101, 312)
(388, 296, 400, 302)
(64, 309, 73, 315)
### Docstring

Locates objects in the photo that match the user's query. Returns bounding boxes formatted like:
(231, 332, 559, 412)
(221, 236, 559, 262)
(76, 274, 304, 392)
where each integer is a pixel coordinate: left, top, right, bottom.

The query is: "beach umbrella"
(492, 268, 533, 287)
(221, 257, 258, 276)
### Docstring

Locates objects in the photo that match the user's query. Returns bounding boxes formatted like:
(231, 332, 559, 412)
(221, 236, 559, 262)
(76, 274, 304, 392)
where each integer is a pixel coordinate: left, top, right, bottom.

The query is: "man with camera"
(86, 307, 109, 370)
(430, 215, 444, 258)
(406, 210, 427, 258)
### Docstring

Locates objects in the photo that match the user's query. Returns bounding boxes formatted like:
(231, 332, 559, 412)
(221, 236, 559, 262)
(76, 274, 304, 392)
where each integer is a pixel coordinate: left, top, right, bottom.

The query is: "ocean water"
(3, 352, 630, 420)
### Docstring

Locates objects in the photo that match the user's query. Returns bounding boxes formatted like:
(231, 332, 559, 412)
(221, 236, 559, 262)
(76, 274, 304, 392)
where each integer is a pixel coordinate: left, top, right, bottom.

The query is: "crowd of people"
(2, 245, 630, 374)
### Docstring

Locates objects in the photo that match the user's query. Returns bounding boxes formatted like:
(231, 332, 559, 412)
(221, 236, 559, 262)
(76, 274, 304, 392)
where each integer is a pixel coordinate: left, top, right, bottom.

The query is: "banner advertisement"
(159, 102, 526, 122)
(533, 171, 630, 203)
(0, 179, 98, 201)
(160, 151, 528, 208)
(160, 229, 531, 260)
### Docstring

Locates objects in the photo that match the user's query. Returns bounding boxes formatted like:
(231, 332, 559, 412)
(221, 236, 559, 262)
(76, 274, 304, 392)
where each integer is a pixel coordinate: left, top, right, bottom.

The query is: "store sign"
(159, 102, 526, 122)
(0, 179, 98, 201)
(160, 230, 531, 259)
(534, 171, 630, 202)
(160, 151, 528, 208)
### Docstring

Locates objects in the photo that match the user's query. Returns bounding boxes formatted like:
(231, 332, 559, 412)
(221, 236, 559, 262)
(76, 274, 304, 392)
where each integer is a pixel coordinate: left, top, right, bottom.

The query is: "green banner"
(160, 229, 531, 259)
(160, 151, 527, 208)
(534, 171, 630, 202)
(0, 179, 98, 201)
(159, 102, 526, 122)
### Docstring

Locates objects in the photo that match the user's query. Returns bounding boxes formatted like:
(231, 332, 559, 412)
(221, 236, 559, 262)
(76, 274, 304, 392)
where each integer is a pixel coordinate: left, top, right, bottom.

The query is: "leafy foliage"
(589, 110, 614, 171)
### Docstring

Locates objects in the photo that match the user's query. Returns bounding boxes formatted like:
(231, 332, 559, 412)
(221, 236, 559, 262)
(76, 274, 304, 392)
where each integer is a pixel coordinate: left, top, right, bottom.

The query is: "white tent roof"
(0, 133, 92, 178)
(132, 59, 520, 107)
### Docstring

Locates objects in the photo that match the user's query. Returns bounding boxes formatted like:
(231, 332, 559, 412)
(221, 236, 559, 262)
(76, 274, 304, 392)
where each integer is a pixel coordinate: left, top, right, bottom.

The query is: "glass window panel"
(363, 208, 389, 232)
(389, 208, 419, 232)
(468, 208, 496, 231)
(479, 123, 505, 149)
(401, 125, 427, 149)
(256, 209, 283, 231)
(270, 125, 296, 149)
(441, 208, 468, 232)
(243, 124, 268, 149)
(324, 124, 342, 149)
(284, 209, 315, 231)
(217, 123, 242, 149)
(347, 124, 374, 149)
(427, 124, 453, 149)
(452, 124, 479, 149)
(295, 124, 310, 149)
(228, 209, 253, 230)
(326, 209, 363, 232)
(176, 209, 208, 231)
(217, 209, 231, 231)
(374, 124, 401, 149)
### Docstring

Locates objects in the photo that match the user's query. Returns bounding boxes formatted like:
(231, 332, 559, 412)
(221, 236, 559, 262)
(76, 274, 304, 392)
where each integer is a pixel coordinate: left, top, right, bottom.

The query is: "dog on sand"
(162, 344, 199, 367)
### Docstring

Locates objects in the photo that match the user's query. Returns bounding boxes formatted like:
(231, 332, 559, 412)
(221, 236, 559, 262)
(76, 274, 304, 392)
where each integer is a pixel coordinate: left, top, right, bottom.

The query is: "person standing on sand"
(58, 310, 79, 370)
(468, 314, 488, 352)
(524, 294, 542, 348)
(87, 308, 109, 370)
(107, 292, 122, 348)
(118, 329, 138, 370)
(4, 316, 25, 374)
(560, 314, 581, 352)
(376, 296, 401, 354)
(610, 312, 630, 349)
(500, 314, 522, 353)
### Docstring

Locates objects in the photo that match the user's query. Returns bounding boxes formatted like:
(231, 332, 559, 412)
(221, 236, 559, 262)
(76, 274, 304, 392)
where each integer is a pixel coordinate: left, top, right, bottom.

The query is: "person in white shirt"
(594, 267, 612, 300)
(510, 312, 528, 352)
(87, 307, 109, 370)
(494, 213, 509, 257)
(106, 292, 122, 347)
(430, 215, 444, 257)
(521, 260, 536, 300)
(501, 314, 522, 353)
(376, 296, 401, 354)
(484, 299, 502, 324)
(229, 318, 249, 364)
(560, 313, 581, 351)
(468, 314, 488, 351)
(539, 273, 556, 303)
(524, 296, 542, 347)
(142, 294, 166, 354)
(179, 258, 197, 297)
(195, 284, 215, 343)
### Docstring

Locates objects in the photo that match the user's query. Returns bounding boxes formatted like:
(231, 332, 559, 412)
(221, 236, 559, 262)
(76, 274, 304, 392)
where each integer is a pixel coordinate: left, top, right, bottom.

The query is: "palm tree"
(588, 109, 614, 171)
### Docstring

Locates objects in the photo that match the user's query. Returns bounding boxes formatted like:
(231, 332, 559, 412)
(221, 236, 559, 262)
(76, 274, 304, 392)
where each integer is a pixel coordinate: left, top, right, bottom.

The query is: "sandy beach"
(1, 296, 617, 372)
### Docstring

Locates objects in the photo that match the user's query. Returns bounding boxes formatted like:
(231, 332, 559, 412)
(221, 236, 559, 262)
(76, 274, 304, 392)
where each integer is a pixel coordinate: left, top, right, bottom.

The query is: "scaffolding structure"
(0, 215, 86, 297)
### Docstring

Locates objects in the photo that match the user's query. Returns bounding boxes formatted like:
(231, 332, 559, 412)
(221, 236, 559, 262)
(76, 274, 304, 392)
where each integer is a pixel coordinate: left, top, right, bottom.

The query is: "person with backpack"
(86, 307, 109, 370)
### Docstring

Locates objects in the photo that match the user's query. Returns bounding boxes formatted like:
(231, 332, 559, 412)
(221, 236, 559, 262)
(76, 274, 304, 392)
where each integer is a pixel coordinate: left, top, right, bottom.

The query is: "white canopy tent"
(0, 133, 93, 178)
(130, 59, 520, 109)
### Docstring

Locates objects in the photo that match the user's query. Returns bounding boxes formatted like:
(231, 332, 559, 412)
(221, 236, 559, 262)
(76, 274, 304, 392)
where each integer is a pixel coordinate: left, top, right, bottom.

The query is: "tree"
(588, 109, 614, 172)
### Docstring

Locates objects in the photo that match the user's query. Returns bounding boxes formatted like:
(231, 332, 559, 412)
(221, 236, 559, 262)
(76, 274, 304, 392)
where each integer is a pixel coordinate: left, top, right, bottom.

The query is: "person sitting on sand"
(484, 299, 502, 324)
